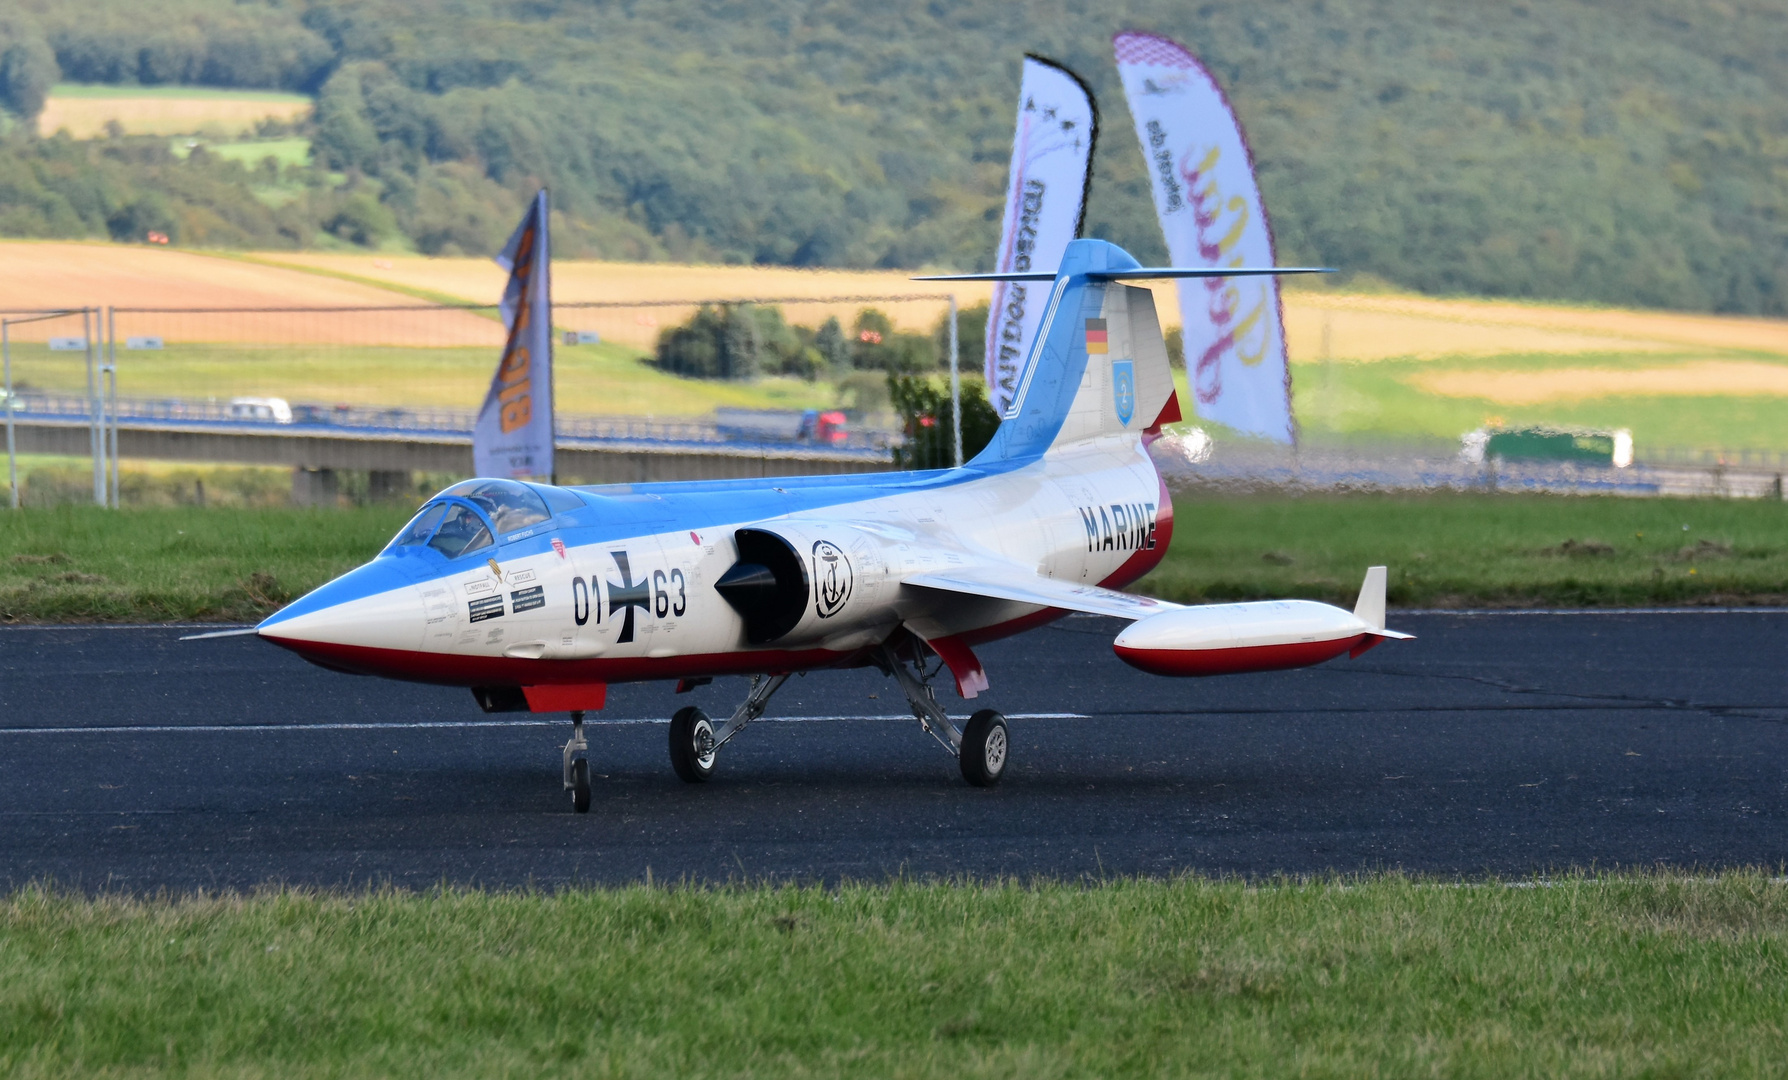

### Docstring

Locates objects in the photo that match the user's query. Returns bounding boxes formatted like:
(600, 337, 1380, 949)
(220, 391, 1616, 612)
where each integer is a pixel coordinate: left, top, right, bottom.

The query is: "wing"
(902, 566, 1181, 621)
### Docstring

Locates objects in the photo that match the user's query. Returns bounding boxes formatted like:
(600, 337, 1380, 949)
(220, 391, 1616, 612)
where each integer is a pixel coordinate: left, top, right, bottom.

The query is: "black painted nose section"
(715, 528, 808, 644)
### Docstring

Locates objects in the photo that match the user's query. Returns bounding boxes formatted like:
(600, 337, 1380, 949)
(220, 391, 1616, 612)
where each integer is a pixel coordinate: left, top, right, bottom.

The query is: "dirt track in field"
(255, 252, 997, 349)
(0, 244, 501, 346)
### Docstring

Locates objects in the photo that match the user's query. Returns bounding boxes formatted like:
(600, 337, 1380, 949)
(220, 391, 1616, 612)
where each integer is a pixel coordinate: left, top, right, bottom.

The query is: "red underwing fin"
(912, 633, 991, 699)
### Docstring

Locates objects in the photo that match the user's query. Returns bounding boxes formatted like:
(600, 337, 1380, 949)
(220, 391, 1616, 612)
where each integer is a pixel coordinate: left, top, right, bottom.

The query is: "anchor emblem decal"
(812, 540, 853, 618)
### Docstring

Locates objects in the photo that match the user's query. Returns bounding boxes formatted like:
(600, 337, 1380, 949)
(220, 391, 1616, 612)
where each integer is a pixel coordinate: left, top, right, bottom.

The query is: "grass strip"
(2, 492, 1786, 623)
(0, 505, 407, 623)
(1140, 489, 1788, 608)
(1, 874, 1784, 1077)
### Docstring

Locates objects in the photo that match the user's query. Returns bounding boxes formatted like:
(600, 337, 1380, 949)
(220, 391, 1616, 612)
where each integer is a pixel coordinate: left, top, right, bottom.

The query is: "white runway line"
(0, 713, 1089, 736)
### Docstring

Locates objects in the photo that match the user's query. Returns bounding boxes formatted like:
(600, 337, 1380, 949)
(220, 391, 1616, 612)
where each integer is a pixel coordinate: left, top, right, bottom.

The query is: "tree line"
(0, 0, 1784, 315)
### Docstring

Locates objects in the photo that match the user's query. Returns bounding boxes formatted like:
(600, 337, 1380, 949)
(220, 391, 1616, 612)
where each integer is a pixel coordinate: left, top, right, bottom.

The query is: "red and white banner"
(1114, 31, 1293, 444)
(475, 189, 555, 480)
(985, 55, 1096, 417)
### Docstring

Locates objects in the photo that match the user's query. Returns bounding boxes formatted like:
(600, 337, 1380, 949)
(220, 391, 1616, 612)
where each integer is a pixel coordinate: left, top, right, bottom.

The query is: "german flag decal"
(1084, 318, 1109, 354)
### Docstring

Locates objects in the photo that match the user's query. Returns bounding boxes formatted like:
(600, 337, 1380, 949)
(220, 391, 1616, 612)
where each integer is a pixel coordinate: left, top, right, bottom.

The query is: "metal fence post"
(85, 307, 104, 506)
(106, 307, 119, 507)
(949, 294, 962, 468)
(4, 320, 15, 509)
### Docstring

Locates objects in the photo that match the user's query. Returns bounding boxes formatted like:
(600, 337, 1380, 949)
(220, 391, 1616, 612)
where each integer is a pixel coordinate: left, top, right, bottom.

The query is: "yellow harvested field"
(37, 96, 313, 139)
(252, 252, 996, 349)
(0, 243, 500, 346)
(1282, 291, 1788, 361)
(7, 242, 1788, 365)
(253, 252, 1788, 360)
(1409, 359, 1788, 404)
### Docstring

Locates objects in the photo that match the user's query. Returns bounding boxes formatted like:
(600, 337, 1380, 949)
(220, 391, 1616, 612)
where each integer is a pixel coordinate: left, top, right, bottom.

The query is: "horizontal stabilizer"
(913, 267, 1332, 282)
(902, 567, 1181, 621)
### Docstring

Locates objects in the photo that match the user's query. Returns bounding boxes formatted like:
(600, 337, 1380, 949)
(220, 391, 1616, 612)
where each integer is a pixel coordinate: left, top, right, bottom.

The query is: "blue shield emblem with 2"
(1111, 360, 1136, 426)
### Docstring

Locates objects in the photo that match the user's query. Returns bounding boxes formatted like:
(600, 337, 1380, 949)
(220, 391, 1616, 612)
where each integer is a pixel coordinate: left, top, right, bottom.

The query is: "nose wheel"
(563, 710, 591, 813)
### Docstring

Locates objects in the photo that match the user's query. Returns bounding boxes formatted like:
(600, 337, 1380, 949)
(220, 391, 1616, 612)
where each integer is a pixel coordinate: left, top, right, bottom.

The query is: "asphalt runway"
(1, 612, 1784, 891)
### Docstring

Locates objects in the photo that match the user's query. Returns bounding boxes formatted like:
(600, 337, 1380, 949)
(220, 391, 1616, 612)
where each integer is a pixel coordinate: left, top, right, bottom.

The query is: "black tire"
(959, 709, 1009, 787)
(570, 757, 591, 813)
(668, 706, 717, 783)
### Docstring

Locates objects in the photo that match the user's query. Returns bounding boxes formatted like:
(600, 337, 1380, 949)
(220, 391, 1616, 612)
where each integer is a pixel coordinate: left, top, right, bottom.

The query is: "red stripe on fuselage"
(264, 635, 864, 687)
(270, 455, 1178, 691)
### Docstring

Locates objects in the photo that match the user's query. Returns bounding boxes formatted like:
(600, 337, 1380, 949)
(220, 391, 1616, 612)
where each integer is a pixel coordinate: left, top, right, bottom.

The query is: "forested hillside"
(1, 0, 1785, 315)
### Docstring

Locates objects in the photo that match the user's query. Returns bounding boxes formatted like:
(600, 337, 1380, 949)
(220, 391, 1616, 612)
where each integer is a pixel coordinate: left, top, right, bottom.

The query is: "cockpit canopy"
(383, 478, 584, 559)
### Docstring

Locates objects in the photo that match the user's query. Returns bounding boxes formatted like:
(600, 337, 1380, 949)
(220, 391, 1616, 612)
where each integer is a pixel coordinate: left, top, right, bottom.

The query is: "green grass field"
(2, 873, 1783, 1078)
(10, 342, 839, 417)
(3, 491, 1785, 623)
(1285, 350, 1788, 454)
(1140, 490, 1788, 608)
(170, 136, 313, 169)
(47, 84, 312, 104)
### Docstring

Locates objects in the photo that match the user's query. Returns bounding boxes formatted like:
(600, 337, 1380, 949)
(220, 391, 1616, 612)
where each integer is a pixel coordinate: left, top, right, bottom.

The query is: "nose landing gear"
(563, 710, 591, 813)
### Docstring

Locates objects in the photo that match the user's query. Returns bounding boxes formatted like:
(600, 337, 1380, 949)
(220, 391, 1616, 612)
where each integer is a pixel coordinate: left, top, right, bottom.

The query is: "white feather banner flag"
(1114, 31, 1294, 444)
(984, 55, 1097, 417)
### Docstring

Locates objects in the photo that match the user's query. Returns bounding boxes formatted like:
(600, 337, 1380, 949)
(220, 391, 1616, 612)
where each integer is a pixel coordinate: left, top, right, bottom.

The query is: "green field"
(4, 491, 1786, 623)
(1285, 350, 1788, 454)
(170, 136, 312, 169)
(2, 873, 1784, 1078)
(47, 83, 311, 104)
(8, 342, 839, 418)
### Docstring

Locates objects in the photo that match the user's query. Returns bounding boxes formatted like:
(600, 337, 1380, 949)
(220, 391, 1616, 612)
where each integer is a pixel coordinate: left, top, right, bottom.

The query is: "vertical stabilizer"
(1353, 566, 1387, 631)
(971, 238, 1183, 466)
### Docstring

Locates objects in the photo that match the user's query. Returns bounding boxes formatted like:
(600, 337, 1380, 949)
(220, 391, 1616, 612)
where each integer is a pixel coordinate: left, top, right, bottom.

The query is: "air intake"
(714, 528, 808, 644)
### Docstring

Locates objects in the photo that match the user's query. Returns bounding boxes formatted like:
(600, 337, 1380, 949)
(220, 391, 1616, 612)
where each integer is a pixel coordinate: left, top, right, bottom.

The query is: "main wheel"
(570, 757, 591, 813)
(668, 706, 717, 783)
(959, 709, 1009, 787)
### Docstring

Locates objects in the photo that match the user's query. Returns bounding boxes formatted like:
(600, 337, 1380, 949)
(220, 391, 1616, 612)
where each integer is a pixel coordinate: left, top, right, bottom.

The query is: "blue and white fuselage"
(255, 240, 1408, 804)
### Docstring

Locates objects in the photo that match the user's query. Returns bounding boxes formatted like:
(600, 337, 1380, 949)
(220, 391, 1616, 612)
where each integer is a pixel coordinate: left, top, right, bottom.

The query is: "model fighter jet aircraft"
(250, 239, 1410, 811)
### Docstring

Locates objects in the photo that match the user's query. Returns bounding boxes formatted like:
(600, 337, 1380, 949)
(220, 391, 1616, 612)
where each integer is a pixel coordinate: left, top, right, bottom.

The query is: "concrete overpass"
(7, 415, 893, 504)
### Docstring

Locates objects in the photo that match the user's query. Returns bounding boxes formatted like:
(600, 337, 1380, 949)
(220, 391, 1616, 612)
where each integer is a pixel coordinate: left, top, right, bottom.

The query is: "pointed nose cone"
(257, 559, 425, 663)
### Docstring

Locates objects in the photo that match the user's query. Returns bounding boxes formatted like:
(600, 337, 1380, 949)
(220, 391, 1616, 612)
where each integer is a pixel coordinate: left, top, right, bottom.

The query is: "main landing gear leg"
(668, 673, 790, 783)
(563, 710, 591, 813)
(876, 643, 1009, 788)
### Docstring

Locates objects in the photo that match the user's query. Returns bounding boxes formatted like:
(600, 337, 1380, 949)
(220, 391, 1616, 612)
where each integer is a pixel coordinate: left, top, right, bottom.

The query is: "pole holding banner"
(4, 320, 15, 509)
(1114, 31, 1294, 444)
(84, 308, 105, 505)
(474, 189, 556, 481)
(984, 55, 1097, 418)
(105, 307, 119, 508)
(948, 295, 962, 467)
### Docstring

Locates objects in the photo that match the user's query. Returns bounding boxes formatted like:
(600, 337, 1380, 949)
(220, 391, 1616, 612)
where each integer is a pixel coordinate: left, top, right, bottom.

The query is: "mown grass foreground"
(2, 875, 1784, 1077)
(3, 492, 1787, 622)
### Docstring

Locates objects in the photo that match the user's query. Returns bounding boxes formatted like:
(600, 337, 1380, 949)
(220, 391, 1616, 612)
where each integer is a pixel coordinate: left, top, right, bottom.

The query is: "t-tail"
(917, 238, 1327, 465)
